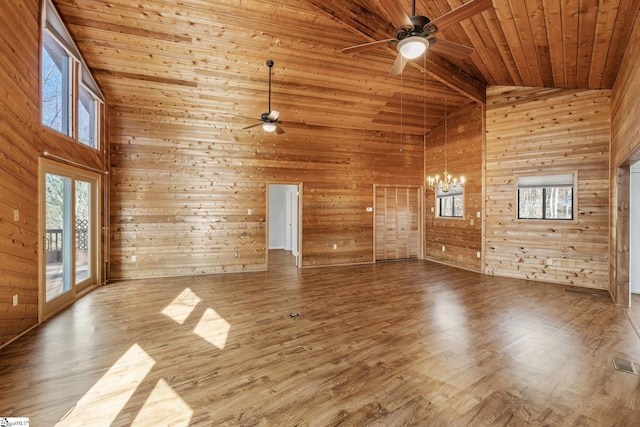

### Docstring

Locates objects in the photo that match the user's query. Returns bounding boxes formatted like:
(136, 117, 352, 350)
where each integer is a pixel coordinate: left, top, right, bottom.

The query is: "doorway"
(39, 158, 100, 320)
(268, 183, 301, 267)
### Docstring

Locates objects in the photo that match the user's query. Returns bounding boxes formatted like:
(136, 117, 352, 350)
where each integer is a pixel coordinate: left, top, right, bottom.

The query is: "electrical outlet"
(546, 258, 553, 266)
(476, 211, 480, 218)
(13, 209, 19, 221)
(13, 294, 18, 306)
(247, 209, 252, 215)
(131, 255, 137, 262)
(333, 244, 337, 250)
(477, 251, 481, 258)
(234, 251, 239, 257)
(442, 245, 446, 252)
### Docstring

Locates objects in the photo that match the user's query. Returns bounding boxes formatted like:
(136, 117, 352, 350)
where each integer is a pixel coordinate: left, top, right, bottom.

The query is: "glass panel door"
(75, 179, 91, 286)
(45, 173, 72, 302)
(41, 159, 99, 318)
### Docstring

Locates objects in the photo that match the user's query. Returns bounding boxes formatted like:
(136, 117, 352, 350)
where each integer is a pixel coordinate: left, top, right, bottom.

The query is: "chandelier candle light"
(427, 100, 464, 193)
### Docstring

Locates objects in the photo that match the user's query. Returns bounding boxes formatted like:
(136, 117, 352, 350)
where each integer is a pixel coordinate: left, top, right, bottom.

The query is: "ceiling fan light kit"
(262, 122, 277, 132)
(398, 36, 428, 59)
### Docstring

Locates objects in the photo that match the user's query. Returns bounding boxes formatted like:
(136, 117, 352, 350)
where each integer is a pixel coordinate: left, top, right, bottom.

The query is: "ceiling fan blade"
(428, 38, 475, 59)
(389, 54, 408, 76)
(240, 115, 261, 121)
(376, 0, 413, 29)
(268, 110, 280, 121)
(243, 122, 263, 130)
(275, 125, 285, 135)
(341, 38, 396, 54)
(430, 0, 493, 31)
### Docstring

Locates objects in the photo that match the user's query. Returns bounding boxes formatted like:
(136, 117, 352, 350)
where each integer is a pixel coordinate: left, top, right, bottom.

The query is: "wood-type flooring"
(1, 250, 640, 426)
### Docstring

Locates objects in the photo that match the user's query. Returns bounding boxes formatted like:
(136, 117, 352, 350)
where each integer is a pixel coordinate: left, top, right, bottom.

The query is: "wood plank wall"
(485, 86, 611, 290)
(424, 102, 484, 271)
(0, 0, 107, 346)
(109, 112, 424, 279)
(610, 17, 640, 304)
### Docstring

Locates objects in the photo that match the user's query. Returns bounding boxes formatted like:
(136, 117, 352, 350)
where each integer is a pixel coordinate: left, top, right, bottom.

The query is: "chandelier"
(427, 100, 464, 193)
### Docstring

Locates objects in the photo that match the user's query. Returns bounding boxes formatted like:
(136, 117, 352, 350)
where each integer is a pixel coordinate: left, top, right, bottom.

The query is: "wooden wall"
(109, 114, 424, 279)
(0, 0, 106, 346)
(485, 86, 611, 290)
(424, 102, 484, 271)
(610, 17, 640, 304)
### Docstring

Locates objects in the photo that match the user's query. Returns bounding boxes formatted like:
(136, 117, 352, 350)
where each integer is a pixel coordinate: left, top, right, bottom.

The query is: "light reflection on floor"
(161, 287, 202, 325)
(56, 344, 155, 426)
(55, 287, 230, 425)
(132, 379, 193, 426)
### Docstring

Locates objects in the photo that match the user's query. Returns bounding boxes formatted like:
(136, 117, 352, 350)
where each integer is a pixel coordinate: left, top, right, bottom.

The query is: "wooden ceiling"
(54, 0, 640, 136)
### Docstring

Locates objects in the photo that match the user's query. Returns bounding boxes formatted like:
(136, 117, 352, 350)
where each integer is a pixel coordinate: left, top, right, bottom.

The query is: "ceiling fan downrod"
(266, 59, 274, 115)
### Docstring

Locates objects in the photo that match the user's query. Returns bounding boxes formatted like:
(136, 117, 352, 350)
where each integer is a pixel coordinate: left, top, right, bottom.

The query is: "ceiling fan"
(243, 60, 284, 134)
(342, 0, 492, 75)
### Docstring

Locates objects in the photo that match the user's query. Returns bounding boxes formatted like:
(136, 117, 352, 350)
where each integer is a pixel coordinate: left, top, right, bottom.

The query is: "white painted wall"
(631, 161, 640, 294)
(268, 184, 298, 255)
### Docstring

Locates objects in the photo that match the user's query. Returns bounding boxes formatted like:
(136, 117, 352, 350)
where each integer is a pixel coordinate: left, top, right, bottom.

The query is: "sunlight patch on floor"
(132, 378, 193, 426)
(194, 307, 231, 349)
(56, 344, 155, 426)
(161, 287, 202, 324)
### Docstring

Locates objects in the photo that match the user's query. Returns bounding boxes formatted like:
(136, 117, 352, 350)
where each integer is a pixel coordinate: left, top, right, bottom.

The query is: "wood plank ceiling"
(54, 0, 640, 136)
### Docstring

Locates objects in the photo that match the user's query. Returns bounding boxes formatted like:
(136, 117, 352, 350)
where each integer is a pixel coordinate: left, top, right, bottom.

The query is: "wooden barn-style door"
(374, 186, 423, 261)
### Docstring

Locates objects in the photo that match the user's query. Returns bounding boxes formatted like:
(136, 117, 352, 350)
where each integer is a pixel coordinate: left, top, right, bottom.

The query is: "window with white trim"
(78, 84, 98, 148)
(517, 173, 575, 220)
(437, 185, 464, 218)
(42, 31, 71, 135)
(42, 0, 103, 148)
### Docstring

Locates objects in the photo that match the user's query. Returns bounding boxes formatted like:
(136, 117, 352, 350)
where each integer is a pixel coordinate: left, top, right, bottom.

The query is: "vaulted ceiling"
(54, 0, 640, 136)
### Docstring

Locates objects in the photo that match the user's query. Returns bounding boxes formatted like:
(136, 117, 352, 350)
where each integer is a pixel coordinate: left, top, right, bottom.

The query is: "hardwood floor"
(1, 250, 640, 426)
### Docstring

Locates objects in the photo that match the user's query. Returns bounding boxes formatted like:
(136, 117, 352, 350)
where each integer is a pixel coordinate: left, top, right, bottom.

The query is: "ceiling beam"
(302, 0, 486, 104)
(409, 49, 486, 104)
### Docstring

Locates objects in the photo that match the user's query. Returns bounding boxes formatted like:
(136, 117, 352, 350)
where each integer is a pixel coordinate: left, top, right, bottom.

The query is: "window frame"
(78, 82, 99, 148)
(516, 172, 577, 222)
(41, 31, 72, 136)
(436, 185, 464, 219)
(41, 0, 104, 149)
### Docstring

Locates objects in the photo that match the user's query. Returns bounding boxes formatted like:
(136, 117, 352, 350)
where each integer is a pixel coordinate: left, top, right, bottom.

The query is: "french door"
(39, 159, 100, 319)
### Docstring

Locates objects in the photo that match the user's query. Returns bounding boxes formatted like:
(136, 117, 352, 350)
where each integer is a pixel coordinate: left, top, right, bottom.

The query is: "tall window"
(78, 84, 97, 148)
(517, 173, 575, 220)
(437, 186, 464, 218)
(42, 0, 103, 148)
(42, 32, 70, 135)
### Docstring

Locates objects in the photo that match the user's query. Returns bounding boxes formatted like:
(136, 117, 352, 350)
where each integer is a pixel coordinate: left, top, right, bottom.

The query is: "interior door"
(375, 186, 422, 261)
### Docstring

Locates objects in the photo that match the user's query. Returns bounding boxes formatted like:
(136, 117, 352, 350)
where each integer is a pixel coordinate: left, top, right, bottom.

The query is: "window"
(517, 173, 575, 220)
(437, 185, 464, 218)
(42, 32, 70, 135)
(78, 84, 97, 148)
(42, 0, 103, 147)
